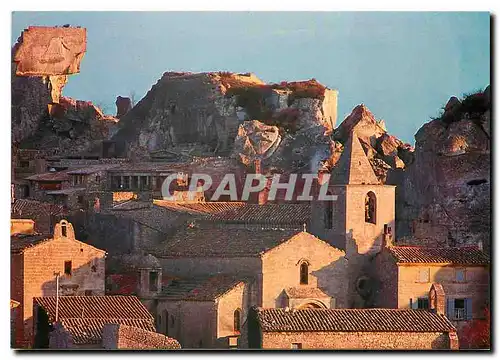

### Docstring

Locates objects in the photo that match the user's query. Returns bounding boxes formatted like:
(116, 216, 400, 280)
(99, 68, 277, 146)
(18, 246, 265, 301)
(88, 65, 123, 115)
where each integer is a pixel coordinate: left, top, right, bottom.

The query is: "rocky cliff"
(396, 87, 491, 252)
(11, 26, 118, 157)
(110, 72, 338, 160)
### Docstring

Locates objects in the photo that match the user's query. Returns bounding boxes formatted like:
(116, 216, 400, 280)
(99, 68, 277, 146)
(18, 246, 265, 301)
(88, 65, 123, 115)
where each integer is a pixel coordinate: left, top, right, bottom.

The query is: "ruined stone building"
(11, 219, 105, 348)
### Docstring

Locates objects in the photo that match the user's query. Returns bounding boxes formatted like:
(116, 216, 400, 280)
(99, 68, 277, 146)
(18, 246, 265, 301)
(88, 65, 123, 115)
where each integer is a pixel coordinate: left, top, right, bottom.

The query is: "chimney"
(382, 224, 393, 248)
(429, 283, 446, 316)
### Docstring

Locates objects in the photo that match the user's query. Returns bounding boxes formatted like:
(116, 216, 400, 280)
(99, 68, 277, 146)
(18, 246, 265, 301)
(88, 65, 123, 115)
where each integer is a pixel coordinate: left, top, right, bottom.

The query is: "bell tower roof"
(330, 131, 380, 185)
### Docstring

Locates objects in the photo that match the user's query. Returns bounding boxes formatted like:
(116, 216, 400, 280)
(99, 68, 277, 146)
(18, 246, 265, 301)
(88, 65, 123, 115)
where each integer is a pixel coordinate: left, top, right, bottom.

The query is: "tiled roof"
(60, 318, 155, 345)
(160, 275, 246, 301)
(154, 227, 301, 257)
(25, 170, 71, 182)
(153, 200, 246, 216)
(11, 199, 66, 218)
(108, 202, 185, 234)
(203, 203, 311, 225)
(34, 296, 154, 322)
(106, 323, 181, 349)
(255, 308, 456, 333)
(11, 233, 52, 253)
(388, 246, 490, 265)
(285, 287, 330, 299)
(35, 296, 155, 345)
(66, 164, 121, 175)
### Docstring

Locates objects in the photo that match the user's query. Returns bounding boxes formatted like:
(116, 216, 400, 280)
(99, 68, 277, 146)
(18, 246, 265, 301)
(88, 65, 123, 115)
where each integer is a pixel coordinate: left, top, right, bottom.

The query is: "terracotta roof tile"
(11, 233, 52, 253)
(284, 287, 330, 299)
(203, 203, 311, 225)
(105, 323, 181, 349)
(35, 296, 155, 345)
(153, 200, 246, 215)
(60, 318, 156, 345)
(66, 164, 121, 175)
(11, 199, 66, 218)
(388, 246, 489, 265)
(154, 228, 302, 257)
(25, 170, 71, 182)
(34, 296, 154, 322)
(255, 308, 456, 333)
(160, 275, 246, 301)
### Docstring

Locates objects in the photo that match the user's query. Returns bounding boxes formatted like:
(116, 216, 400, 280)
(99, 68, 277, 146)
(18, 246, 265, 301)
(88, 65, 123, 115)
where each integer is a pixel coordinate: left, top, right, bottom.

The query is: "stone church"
(310, 131, 396, 307)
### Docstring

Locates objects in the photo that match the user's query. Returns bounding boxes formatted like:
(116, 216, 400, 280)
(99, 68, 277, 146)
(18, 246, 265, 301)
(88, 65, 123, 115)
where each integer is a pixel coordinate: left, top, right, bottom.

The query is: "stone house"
(32, 295, 156, 349)
(11, 219, 106, 348)
(244, 307, 458, 350)
(374, 242, 489, 343)
(310, 131, 396, 308)
(25, 170, 72, 201)
(145, 227, 348, 348)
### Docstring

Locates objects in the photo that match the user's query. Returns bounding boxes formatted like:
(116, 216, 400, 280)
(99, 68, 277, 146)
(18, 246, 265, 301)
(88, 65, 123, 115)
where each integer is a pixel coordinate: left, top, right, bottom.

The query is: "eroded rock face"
(110, 72, 338, 160)
(397, 87, 491, 252)
(13, 26, 86, 76)
(232, 120, 281, 166)
(332, 104, 414, 183)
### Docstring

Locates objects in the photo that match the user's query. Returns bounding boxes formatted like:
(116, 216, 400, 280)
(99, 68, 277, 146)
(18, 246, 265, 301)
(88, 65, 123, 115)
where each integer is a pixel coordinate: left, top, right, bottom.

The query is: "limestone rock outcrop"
(13, 26, 86, 76)
(232, 120, 281, 166)
(332, 104, 414, 183)
(12, 26, 118, 157)
(110, 72, 338, 160)
(397, 87, 491, 252)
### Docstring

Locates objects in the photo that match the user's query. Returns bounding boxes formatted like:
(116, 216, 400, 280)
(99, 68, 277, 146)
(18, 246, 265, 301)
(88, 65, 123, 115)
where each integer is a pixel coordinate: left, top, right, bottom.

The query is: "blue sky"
(11, 12, 490, 144)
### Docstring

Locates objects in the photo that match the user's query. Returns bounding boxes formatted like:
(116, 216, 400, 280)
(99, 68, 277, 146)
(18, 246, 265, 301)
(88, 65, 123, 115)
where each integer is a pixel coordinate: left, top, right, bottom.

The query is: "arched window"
(234, 309, 241, 332)
(365, 192, 376, 224)
(324, 192, 333, 229)
(300, 262, 309, 285)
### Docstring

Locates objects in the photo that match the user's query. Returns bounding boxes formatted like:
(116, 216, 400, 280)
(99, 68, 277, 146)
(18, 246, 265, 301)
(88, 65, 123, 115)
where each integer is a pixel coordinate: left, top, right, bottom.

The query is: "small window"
(77, 195, 84, 204)
(64, 261, 72, 275)
(61, 224, 67, 237)
(454, 299, 466, 320)
(234, 309, 241, 332)
(300, 262, 309, 285)
(149, 271, 158, 292)
(291, 343, 302, 349)
(417, 268, 430, 283)
(95, 175, 101, 183)
(365, 192, 376, 224)
(91, 265, 97, 273)
(455, 269, 466, 283)
(417, 297, 429, 309)
(84, 290, 92, 296)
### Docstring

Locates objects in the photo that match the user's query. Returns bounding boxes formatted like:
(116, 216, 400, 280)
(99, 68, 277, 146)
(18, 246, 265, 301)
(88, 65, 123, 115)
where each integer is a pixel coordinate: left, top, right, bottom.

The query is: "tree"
(461, 306, 490, 349)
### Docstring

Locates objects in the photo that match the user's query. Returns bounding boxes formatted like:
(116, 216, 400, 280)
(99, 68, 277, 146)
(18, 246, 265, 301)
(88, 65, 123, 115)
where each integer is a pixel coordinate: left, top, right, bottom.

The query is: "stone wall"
(260, 233, 348, 309)
(396, 265, 489, 319)
(13, 226, 105, 347)
(156, 300, 216, 348)
(158, 257, 261, 278)
(258, 330, 455, 350)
